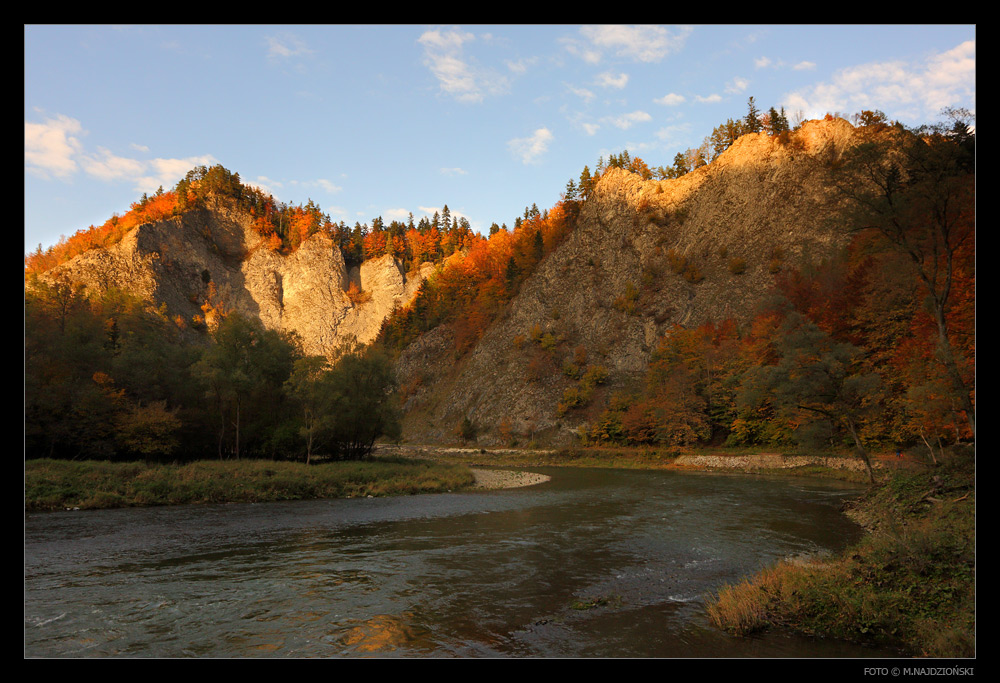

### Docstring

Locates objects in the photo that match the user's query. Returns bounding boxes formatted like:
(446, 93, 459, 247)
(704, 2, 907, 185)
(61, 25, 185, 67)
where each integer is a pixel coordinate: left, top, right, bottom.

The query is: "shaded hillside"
(394, 119, 863, 446)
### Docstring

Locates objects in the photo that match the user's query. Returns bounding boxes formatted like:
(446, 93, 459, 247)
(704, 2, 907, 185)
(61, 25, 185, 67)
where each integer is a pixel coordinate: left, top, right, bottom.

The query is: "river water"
(24, 467, 899, 658)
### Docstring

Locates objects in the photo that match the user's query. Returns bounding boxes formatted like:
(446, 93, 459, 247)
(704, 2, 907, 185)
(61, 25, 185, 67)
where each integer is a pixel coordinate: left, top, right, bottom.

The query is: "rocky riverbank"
(469, 468, 551, 490)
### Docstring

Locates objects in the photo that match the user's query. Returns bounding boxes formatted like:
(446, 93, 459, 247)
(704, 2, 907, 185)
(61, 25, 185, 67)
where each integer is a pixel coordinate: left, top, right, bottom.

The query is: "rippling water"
(25, 467, 898, 658)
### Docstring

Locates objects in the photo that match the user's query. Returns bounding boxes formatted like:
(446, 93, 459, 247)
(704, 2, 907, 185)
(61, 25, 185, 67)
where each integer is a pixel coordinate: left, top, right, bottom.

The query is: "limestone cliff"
(36, 196, 429, 356)
(394, 119, 860, 446)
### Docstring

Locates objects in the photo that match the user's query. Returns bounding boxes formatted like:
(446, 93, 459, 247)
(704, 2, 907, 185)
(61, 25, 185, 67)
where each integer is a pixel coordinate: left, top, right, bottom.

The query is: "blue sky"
(25, 24, 975, 252)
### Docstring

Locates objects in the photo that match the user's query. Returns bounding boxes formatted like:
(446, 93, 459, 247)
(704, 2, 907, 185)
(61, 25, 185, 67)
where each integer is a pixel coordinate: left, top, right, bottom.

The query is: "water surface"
(25, 467, 896, 658)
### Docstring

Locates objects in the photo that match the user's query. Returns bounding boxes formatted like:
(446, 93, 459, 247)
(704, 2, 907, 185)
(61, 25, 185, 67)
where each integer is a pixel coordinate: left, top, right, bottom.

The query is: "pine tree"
(744, 96, 762, 133)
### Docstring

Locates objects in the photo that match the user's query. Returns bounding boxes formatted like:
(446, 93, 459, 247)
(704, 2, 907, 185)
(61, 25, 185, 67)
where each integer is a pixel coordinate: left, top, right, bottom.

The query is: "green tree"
(193, 313, 299, 460)
(744, 96, 762, 134)
(284, 355, 332, 464)
(321, 345, 402, 460)
(739, 312, 881, 482)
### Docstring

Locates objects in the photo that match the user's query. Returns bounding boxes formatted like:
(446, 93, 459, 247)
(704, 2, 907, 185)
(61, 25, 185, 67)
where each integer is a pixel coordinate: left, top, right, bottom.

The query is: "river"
(24, 466, 899, 658)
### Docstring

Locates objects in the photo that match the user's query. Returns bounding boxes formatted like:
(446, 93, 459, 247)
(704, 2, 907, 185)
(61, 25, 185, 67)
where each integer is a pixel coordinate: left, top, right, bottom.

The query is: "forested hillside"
(24, 103, 974, 472)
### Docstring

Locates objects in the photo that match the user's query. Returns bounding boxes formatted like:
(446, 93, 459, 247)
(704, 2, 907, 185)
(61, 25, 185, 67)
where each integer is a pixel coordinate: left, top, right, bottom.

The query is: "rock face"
(395, 119, 860, 446)
(39, 197, 429, 356)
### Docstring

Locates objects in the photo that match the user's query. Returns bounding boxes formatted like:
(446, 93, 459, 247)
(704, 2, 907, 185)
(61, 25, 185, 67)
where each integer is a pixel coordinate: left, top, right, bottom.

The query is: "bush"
(613, 283, 640, 315)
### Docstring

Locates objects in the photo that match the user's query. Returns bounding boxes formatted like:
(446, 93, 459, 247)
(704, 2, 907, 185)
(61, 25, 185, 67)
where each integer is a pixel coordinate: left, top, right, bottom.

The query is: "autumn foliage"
(586, 114, 974, 459)
(379, 201, 577, 355)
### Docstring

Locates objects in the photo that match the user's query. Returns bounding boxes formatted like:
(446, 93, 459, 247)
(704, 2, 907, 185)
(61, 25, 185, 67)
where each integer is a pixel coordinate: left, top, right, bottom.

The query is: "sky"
(25, 24, 976, 252)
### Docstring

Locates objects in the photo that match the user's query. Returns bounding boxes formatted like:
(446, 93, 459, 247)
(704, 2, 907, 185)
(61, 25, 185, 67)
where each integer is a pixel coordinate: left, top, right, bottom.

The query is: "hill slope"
(394, 119, 860, 446)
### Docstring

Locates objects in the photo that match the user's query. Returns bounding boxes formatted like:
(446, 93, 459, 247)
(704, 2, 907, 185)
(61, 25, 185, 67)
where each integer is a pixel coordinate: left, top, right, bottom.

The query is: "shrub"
(346, 281, 371, 306)
(613, 283, 640, 315)
(728, 257, 747, 275)
(581, 364, 608, 389)
(682, 265, 704, 283)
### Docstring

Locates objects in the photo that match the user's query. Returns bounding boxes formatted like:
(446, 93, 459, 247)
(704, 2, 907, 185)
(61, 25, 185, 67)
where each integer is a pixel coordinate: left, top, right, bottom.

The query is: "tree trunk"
(845, 417, 876, 484)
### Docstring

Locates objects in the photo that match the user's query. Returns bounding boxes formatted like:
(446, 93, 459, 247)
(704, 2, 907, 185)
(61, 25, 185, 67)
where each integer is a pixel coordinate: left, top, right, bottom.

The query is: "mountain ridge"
(27, 117, 887, 447)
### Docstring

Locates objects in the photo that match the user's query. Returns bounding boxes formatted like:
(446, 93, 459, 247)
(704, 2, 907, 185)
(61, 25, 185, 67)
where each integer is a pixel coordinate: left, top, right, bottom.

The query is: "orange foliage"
(26, 191, 179, 275)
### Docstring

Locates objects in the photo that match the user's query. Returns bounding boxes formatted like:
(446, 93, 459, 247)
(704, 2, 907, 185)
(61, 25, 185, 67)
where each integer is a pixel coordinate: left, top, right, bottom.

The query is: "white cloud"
(725, 77, 750, 94)
(384, 208, 412, 221)
(756, 57, 815, 71)
(695, 94, 722, 103)
(655, 93, 685, 106)
(655, 123, 693, 147)
(25, 114, 216, 193)
(313, 179, 343, 194)
(80, 147, 146, 182)
(505, 57, 536, 74)
(596, 71, 628, 89)
(25, 114, 84, 179)
(507, 127, 554, 164)
(607, 110, 652, 130)
(578, 25, 691, 63)
(784, 40, 975, 121)
(567, 84, 596, 102)
(265, 32, 313, 58)
(559, 36, 602, 64)
(419, 27, 509, 103)
(440, 167, 467, 176)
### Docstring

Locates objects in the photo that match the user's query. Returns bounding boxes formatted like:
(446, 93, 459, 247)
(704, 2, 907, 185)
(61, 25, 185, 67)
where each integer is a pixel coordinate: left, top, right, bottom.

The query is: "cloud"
(567, 84, 596, 102)
(695, 94, 722, 103)
(25, 114, 84, 179)
(577, 25, 691, 63)
(596, 71, 628, 89)
(246, 176, 282, 198)
(507, 127, 553, 164)
(756, 56, 815, 71)
(25, 114, 216, 192)
(505, 57, 536, 74)
(655, 123, 693, 147)
(419, 27, 509, 103)
(654, 93, 685, 106)
(265, 32, 313, 58)
(440, 167, 467, 176)
(725, 77, 750, 94)
(384, 208, 412, 221)
(79, 147, 147, 182)
(607, 110, 652, 130)
(784, 40, 975, 121)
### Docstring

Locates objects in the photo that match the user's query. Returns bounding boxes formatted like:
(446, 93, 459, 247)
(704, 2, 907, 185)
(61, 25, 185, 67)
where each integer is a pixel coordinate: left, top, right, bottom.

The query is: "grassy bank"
(706, 449, 975, 657)
(24, 457, 476, 512)
(379, 443, 683, 469)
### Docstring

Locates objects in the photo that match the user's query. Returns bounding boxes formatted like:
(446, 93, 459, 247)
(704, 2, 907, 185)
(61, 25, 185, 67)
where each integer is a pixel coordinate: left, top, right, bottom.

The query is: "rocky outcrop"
(395, 119, 861, 447)
(38, 197, 429, 357)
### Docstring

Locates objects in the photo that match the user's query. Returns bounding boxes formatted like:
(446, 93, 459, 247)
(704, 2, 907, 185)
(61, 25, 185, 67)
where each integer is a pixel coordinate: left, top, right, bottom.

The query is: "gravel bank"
(469, 468, 551, 490)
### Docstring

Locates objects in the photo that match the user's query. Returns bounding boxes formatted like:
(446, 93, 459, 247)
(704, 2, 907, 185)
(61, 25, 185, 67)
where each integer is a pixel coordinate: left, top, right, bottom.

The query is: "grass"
(706, 449, 975, 657)
(391, 444, 684, 470)
(24, 457, 476, 512)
